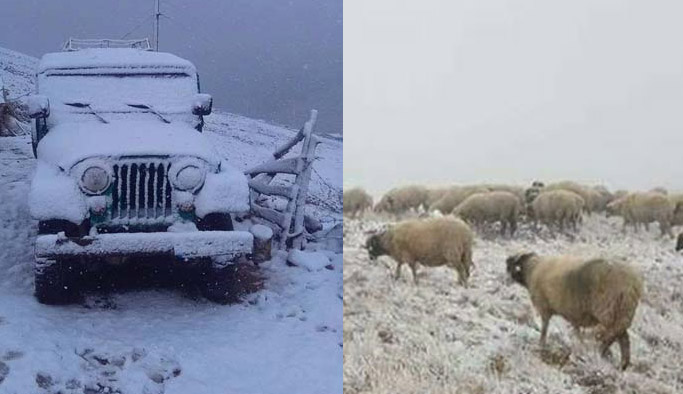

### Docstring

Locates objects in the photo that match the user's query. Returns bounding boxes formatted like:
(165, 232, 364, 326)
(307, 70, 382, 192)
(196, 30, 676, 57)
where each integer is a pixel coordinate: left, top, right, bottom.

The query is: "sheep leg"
(539, 314, 551, 347)
(600, 332, 619, 361)
(394, 261, 404, 280)
(617, 331, 631, 370)
(409, 262, 419, 285)
(455, 263, 468, 287)
(510, 219, 517, 237)
(659, 221, 673, 238)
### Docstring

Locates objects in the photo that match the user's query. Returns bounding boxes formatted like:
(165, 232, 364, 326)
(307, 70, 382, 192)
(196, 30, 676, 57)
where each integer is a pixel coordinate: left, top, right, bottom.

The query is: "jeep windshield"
(39, 71, 199, 124)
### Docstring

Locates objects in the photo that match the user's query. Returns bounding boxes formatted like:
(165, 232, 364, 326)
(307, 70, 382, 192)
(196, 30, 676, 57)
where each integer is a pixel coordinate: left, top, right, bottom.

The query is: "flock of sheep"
(344, 181, 683, 371)
(344, 182, 683, 238)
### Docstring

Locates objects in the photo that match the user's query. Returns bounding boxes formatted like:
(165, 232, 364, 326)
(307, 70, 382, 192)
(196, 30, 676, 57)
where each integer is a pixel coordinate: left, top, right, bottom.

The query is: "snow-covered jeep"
(26, 47, 258, 304)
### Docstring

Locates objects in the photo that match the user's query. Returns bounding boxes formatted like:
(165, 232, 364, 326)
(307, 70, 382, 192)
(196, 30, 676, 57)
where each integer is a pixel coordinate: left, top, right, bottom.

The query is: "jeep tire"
(200, 262, 239, 304)
(35, 258, 81, 305)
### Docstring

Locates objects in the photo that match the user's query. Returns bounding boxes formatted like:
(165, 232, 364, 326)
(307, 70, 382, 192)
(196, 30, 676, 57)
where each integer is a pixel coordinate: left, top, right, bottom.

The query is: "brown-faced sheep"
(374, 185, 429, 216)
(606, 192, 674, 237)
(506, 252, 643, 370)
(452, 191, 522, 236)
(429, 185, 489, 214)
(365, 217, 474, 286)
(343, 187, 373, 218)
(530, 190, 585, 233)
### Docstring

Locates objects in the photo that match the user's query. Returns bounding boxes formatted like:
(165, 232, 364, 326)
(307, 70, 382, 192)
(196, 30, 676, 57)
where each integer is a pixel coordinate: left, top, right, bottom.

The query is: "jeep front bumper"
(35, 231, 254, 261)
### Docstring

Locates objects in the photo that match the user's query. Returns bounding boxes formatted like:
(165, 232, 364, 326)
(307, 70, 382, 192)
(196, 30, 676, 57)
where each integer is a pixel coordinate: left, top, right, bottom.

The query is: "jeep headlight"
(170, 160, 206, 192)
(80, 165, 111, 195)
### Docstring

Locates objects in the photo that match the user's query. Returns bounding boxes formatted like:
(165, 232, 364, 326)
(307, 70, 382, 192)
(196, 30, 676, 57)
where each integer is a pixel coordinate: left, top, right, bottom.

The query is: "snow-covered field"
(343, 214, 683, 394)
(0, 47, 342, 394)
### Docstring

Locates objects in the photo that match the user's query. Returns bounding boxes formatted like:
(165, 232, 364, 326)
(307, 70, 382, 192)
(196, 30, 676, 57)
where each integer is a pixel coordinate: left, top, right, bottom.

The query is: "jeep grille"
(111, 159, 173, 224)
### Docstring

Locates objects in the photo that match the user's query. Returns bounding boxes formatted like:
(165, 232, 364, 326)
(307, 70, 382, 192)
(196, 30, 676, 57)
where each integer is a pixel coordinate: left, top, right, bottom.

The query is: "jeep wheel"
(200, 263, 238, 304)
(35, 258, 81, 305)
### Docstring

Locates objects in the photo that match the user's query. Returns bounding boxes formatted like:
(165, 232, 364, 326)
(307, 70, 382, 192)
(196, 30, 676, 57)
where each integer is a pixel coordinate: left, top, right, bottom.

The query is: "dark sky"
(0, 0, 342, 134)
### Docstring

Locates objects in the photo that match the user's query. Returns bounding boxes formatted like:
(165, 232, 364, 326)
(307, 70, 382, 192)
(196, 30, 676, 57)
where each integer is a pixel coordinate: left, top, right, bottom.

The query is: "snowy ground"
(0, 47, 342, 394)
(343, 213, 683, 394)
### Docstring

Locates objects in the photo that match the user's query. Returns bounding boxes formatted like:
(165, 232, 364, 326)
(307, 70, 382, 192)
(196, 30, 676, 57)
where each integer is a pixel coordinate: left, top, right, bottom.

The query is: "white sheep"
(506, 252, 643, 370)
(452, 191, 522, 237)
(530, 190, 585, 233)
(374, 185, 429, 216)
(481, 184, 525, 204)
(425, 187, 452, 210)
(429, 185, 489, 214)
(343, 187, 374, 218)
(365, 217, 474, 286)
(544, 181, 596, 214)
(606, 192, 674, 237)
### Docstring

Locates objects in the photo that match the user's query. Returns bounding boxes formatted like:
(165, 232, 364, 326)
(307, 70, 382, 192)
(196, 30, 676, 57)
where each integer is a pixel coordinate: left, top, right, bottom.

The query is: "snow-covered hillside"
(0, 47, 341, 394)
(0, 46, 36, 98)
(344, 215, 683, 393)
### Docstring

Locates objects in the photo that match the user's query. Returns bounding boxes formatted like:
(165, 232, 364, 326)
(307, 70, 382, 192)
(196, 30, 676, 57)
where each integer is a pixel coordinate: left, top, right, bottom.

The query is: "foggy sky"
(345, 0, 683, 195)
(0, 0, 342, 134)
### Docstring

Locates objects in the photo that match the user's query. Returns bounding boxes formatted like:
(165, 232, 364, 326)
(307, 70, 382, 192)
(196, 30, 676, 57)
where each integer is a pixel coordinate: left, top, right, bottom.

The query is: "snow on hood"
(38, 48, 196, 75)
(37, 121, 219, 169)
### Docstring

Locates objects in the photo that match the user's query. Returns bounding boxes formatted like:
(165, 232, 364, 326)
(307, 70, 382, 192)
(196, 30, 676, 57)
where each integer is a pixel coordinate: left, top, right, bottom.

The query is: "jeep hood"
(37, 121, 220, 169)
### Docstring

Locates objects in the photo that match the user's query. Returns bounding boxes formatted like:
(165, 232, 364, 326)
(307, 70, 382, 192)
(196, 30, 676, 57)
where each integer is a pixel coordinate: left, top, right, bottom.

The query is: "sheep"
(668, 193, 683, 226)
(343, 187, 374, 218)
(374, 185, 429, 216)
(606, 192, 674, 237)
(429, 185, 489, 214)
(365, 217, 474, 286)
(591, 185, 614, 213)
(452, 191, 522, 236)
(524, 185, 544, 217)
(613, 190, 629, 200)
(544, 181, 595, 214)
(505, 252, 643, 370)
(530, 190, 585, 233)
(650, 187, 668, 195)
(481, 184, 526, 204)
(425, 187, 453, 210)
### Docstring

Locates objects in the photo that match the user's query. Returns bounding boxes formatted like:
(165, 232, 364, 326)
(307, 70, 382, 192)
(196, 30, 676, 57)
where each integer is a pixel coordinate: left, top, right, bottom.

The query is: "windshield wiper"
(64, 101, 109, 124)
(126, 103, 171, 124)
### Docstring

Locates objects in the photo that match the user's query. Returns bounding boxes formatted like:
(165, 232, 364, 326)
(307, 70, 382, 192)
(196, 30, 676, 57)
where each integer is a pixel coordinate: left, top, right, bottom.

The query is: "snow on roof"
(38, 48, 196, 74)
